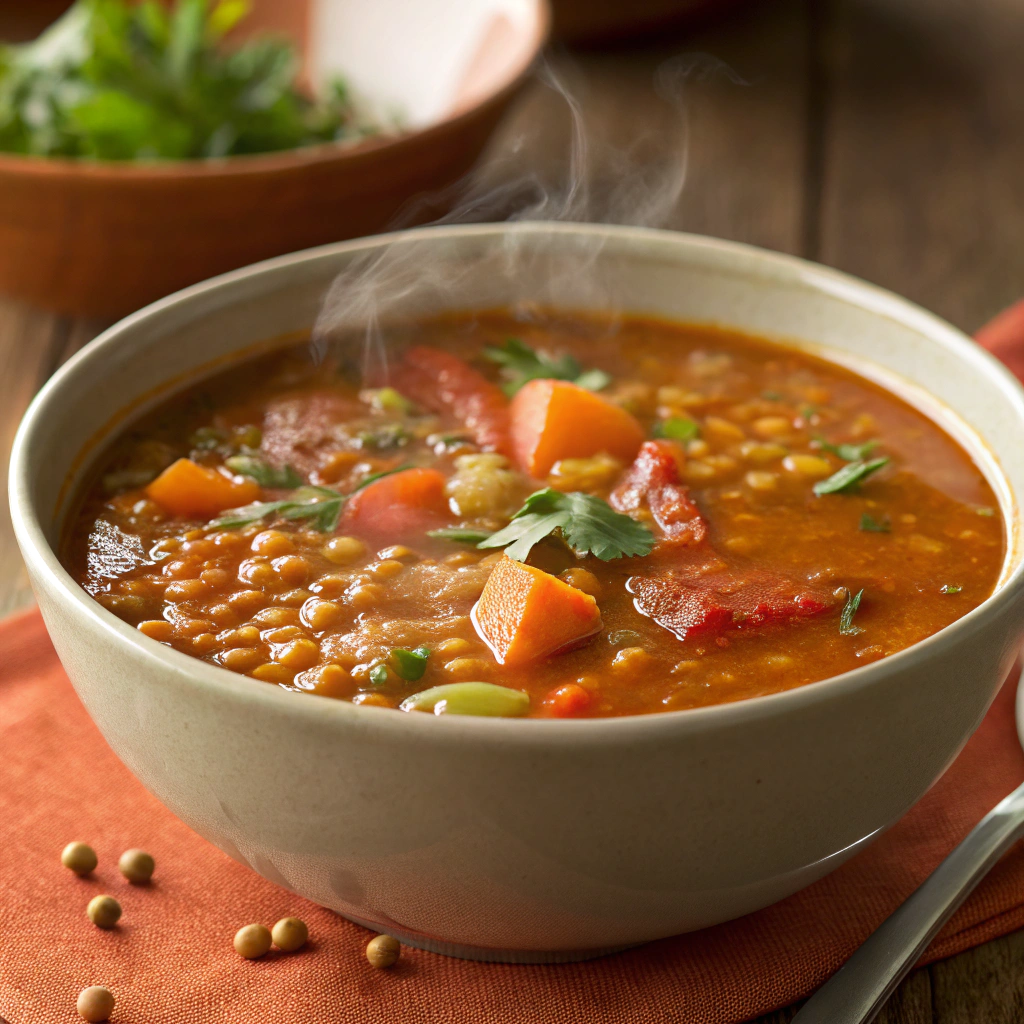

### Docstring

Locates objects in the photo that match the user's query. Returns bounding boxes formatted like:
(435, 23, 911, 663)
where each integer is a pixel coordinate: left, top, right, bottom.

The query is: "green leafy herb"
(762, 390, 782, 401)
(357, 423, 409, 450)
(478, 489, 655, 562)
(976, 506, 996, 517)
(427, 527, 494, 545)
(859, 512, 891, 533)
(652, 416, 700, 442)
(0, 0, 381, 162)
(211, 464, 412, 531)
(941, 584, 962, 595)
(840, 588, 864, 635)
(189, 425, 225, 450)
(389, 646, 430, 682)
(369, 664, 389, 686)
(815, 435, 881, 462)
(483, 338, 611, 396)
(799, 405, 817, 421)
(224, 455, 302, 489)
(814, 458, 890, 496)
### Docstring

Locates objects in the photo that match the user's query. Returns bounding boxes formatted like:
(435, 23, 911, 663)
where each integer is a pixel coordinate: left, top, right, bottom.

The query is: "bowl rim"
(0, 0, 551, 181)
(12, 220, 1024, 746)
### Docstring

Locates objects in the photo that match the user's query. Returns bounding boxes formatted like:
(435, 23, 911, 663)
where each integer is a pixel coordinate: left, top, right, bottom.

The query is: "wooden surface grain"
(1, 0, 1022, 1020)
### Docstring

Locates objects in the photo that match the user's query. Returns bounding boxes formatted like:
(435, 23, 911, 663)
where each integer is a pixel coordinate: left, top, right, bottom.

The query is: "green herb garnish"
(814, 458, 889, 496)
(224, 455, 302, 489)
(478, 489, 654, 563)
(799, 405, 817, 421)
(815, 436, 881, 462)
(941, 584, 962, 595)
(762, 390, 782, 401)
(189, 425, 225, 450)
(369, 664, 389, 686)
(357, 423, 409, 450)
(483, 338, 611, 396)
(0, 0, 379, 161)
(840, 588, 865, 635)
(427, 527, 494, 545)
(389, 646, 430, 682)
(212, 464, 411, 531)
(652, 416, 700, 442)
(859, 513, 891, 533)
(976, 507, 996, 517)
(360, 387, 414, 415)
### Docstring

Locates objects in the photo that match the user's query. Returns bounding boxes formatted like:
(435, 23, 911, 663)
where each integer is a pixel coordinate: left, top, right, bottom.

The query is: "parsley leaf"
(224, 455, 302, 489)
(941, 584, 962, 595)
(652, 416, 699, 442)
(478, 489, 655, 562)
(859, 512, 891, 533)
(212, 464, 412, 531)
(427, 527, 494, 544)
(840, 588, 865, 635)
(483, 338, 611, 396)
(814, 458, 889, 496)
(389, 646, 430, 682)
(815, 435, 881, 462)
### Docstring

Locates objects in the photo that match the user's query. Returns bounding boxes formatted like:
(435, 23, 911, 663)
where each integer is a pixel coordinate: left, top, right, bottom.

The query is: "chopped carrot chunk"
(341, 467, 450, 542)
(145, 459, 259, 519)
(542, 682, 592, 718)
(509, 379, 645, 478)
(472, 554, 602, 666)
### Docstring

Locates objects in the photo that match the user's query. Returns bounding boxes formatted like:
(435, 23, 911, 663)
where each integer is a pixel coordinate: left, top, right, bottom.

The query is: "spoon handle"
(791, 779, 1024, 1024)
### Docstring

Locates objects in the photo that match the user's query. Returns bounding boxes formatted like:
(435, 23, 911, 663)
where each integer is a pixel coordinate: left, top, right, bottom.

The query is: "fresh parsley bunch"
(0, 0, 375, 160)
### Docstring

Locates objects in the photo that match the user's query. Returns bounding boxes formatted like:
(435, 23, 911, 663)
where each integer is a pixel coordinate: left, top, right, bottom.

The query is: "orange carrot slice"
(471, 554, 602, 666)
(541, 682, 592, 718)
(340, 467, 450, 542)
(509, 379, 645, 478)
(145, 459, 260, 519)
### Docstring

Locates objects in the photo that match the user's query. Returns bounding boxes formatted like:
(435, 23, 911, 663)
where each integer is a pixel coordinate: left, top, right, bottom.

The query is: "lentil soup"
(61, 312, 1005, 718)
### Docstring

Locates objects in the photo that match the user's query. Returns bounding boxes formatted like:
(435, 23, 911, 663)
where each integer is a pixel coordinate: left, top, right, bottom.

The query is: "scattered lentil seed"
(76, 986, 115, 1023)
(118, 848, 155, 884)
(366, 934, 401, 968)
(61, 841, 98, 876)
(234, 923, 273, 959)
(87, 895, 122, 929)
(272, 916, 309, 952)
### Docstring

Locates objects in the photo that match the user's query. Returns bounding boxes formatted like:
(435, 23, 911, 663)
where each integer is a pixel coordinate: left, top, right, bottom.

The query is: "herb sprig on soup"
(62, 312, 1004, 718)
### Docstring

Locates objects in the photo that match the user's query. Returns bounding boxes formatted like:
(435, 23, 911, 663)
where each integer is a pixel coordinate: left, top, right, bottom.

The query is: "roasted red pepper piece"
(611, 440, 708, 546)
(389, 345, 512, 456)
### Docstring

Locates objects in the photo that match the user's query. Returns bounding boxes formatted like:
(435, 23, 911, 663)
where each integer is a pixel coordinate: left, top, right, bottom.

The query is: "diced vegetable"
(369, 664, 389, 685)
(479, 488, 654, 562)
(360, 387, 414, 415)
(941, 584, 962, 595)
(509, 379, 645, 479)
(145, 458, 259, 518)
(399, 682, 530, 717)
(471, 554, 603, 666)
(389, 646, 430, 681)
(541, 683, 592, 718)
(389, 346, 512, 455)
(340, 467, 450, 542)
(611, 440, 708, 545)
(652, 416, 699, 442)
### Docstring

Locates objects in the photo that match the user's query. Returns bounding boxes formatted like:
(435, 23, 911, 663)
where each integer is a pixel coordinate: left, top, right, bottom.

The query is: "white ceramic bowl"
(11, 224, 1024, 962)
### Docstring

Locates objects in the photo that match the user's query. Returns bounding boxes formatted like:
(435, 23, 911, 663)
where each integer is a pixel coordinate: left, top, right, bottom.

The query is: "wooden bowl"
(0, 0, 549, 317)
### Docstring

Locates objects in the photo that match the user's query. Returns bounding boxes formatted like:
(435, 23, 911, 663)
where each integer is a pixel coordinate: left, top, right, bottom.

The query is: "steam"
(312, 54, 745, 381)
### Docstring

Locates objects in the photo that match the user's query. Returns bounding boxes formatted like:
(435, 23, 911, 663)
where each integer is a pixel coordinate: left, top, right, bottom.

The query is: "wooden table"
(2, 0, 1023, 1020)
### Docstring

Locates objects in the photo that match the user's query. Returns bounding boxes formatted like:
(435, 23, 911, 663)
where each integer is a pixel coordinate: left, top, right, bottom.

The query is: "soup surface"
(62, 312, 1005, 718)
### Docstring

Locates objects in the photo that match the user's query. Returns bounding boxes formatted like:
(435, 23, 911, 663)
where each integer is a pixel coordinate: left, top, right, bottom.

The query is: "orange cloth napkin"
(4, 304, 1024, 1024)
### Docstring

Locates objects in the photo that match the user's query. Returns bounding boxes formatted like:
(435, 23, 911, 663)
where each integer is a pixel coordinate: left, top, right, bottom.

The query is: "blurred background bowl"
(0, 0, 549, 317)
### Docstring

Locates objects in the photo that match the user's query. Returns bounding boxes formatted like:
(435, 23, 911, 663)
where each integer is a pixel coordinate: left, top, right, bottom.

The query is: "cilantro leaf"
(224, 455, 302, 489)
(652, 416, 699, 442)
(478, 489, 654, 562)
(483, 339, 611, 396)
(840, 588, 864, 635)
(859, 512, 891, 533)
(815, 435, 881, 462)
(814, 458, 889, 496)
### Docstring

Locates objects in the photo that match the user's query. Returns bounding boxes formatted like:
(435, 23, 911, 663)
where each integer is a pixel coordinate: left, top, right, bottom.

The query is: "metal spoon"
(792, 665, 1024, 1024)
